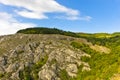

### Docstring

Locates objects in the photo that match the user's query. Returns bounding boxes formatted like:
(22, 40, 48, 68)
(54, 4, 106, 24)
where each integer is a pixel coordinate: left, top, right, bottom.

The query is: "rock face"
(0, 34, 91, 80)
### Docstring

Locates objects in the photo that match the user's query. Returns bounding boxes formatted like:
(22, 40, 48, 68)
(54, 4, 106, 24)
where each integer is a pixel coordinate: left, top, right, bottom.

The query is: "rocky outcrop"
(0, 34, 91, 80)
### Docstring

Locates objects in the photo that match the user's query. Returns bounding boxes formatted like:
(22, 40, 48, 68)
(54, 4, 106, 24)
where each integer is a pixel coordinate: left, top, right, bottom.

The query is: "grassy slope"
(76, 32, 120, 80)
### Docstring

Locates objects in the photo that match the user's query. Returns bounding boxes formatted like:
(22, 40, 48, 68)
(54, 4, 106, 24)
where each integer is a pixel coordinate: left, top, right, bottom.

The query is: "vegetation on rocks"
(0, 27, 120, 80)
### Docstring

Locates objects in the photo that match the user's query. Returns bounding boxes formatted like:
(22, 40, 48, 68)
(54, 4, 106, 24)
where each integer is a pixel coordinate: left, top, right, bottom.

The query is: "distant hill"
(17, 27, 120, 38)
(17, 27, 79, 37)
(17, 27, 65, 34)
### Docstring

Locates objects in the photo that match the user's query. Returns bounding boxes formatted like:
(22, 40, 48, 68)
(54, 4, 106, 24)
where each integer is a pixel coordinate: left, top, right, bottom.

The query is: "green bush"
(0, 74, 4, 78)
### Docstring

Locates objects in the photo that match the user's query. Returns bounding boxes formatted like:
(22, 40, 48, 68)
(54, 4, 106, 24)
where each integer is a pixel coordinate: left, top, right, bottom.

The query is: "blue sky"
(0, 0, 120, 35)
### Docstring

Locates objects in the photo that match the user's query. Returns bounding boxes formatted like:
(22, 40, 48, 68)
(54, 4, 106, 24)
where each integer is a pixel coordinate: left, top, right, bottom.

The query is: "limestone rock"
(0, 66, 5, 74)
(66, 64, 78, 77)
(6, 63, 19, 73)
(0, 34, 91, 80)
(0, 56, 7, 66)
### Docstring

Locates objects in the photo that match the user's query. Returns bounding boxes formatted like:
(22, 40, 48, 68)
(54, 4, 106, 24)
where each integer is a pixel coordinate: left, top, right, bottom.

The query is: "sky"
(0, 0, 120, 35)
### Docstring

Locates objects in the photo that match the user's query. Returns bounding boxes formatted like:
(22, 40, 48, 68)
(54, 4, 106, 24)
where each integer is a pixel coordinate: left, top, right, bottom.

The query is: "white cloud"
(55, 15, 92, 21)
(79, 16, 92, 21)
(0, 0, 82, 20)
(16, 10, 48, 19)
(0, 12, 36, 35)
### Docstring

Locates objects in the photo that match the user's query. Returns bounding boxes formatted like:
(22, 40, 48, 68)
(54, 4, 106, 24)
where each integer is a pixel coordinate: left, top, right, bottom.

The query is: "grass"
(70, 41, 119, 80)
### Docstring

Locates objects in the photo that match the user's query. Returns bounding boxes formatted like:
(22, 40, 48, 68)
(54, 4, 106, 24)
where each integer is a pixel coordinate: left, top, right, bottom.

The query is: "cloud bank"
(0, 0, 91, 20)
(0, 12, 36, 35)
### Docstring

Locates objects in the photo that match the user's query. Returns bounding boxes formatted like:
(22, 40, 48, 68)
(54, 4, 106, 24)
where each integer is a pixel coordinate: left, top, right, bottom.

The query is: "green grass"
(59, 69, 72, 80)
(71, 41, 120, 80)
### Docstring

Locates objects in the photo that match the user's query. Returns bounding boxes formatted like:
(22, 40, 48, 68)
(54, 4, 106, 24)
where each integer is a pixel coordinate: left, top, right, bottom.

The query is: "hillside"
(0, 28, 120, 80)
